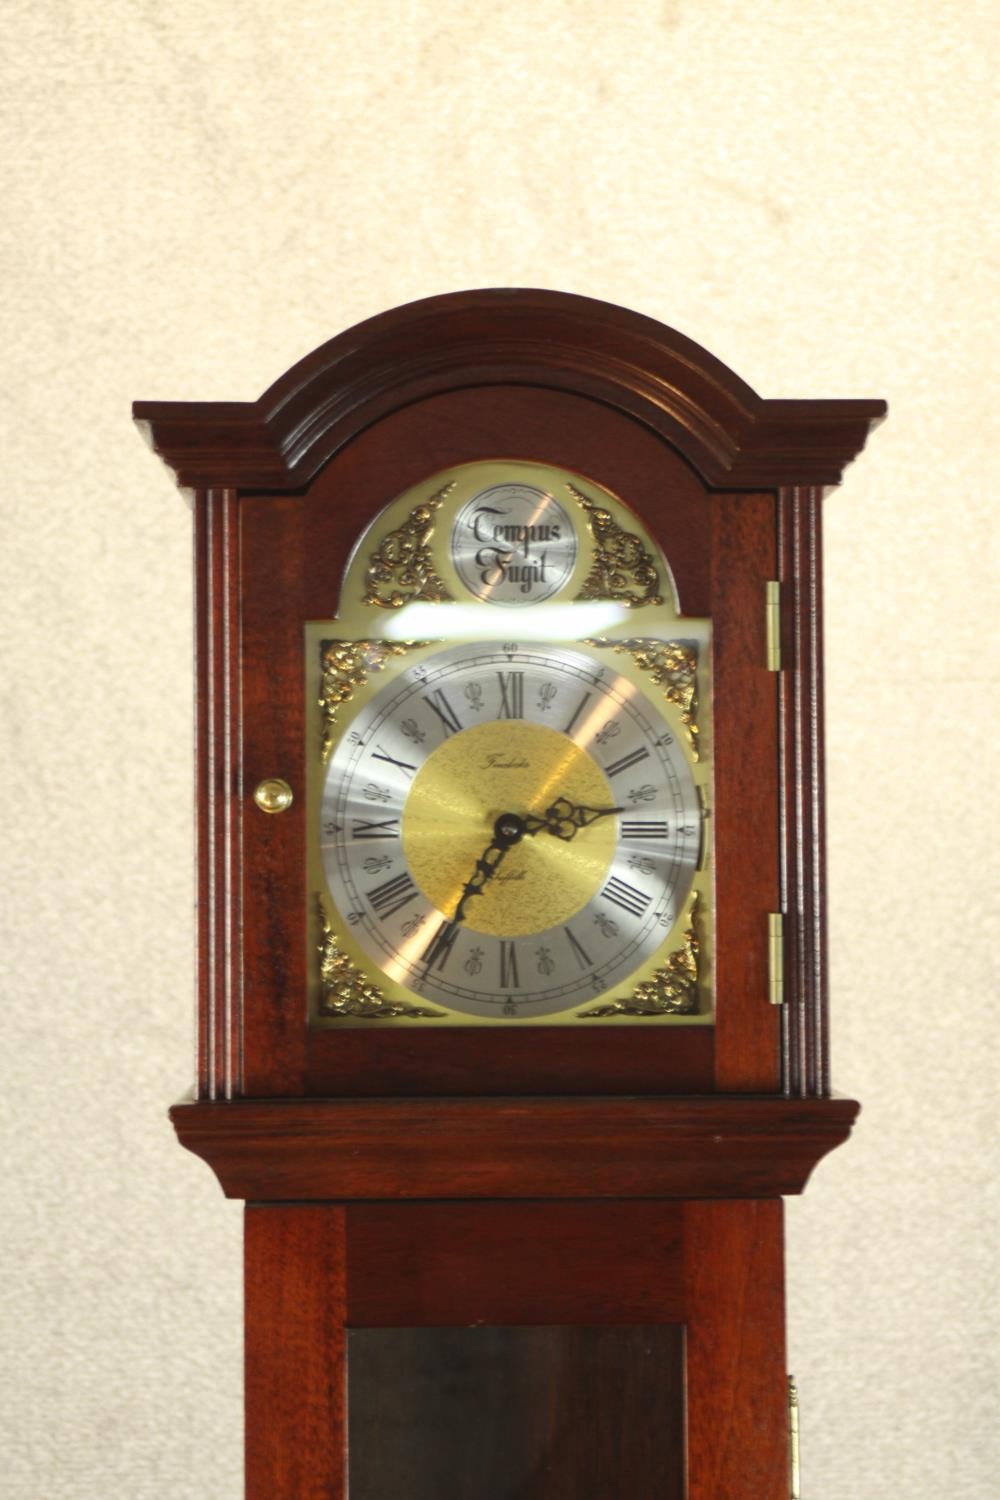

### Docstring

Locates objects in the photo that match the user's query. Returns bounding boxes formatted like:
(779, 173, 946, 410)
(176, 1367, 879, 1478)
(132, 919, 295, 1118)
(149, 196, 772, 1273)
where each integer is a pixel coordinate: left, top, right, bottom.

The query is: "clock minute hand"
(453, 812, 539, 923)
(540, 796, 624, 842)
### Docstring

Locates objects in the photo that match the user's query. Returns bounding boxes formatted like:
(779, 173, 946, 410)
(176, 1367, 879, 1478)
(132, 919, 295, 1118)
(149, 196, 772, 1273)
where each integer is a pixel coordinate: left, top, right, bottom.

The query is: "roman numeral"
(351, 818, 400, 840)
(370, 745, 418, 777)
(620, 820, 669, 840)
(563, 690, 592, 735)
(499, 940, 520, 988)
(601, 876, 652, 919)
(604, 746, 650, 778)
(367, 871, 419, 918)
(421, 920, 460, 971)
(424, 689, 463, 736)
(564, 927, 592, 969)
(497, 671, 524, 718)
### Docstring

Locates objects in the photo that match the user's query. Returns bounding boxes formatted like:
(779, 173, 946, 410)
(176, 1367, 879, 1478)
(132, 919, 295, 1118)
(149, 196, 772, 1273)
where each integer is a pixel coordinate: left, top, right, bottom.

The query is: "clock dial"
(320, 642, 702, 1018)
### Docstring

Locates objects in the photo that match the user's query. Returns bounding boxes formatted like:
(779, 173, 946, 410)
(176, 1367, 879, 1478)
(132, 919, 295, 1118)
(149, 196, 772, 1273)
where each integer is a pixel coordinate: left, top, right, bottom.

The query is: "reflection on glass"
(347, 1325, 685, 1499)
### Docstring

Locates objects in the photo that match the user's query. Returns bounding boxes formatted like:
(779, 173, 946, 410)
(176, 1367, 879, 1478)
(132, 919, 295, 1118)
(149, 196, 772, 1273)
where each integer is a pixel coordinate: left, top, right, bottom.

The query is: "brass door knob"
(253, 778, 293, 814)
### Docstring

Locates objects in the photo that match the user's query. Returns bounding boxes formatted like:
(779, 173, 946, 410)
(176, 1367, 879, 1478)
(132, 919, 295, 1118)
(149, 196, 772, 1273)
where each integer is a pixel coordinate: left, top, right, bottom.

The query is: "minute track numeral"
(604, 746, 650, 778)
(366, 871, 420, 918)
(620, 820, 669, 840)
(499, 940, 520, 988)
(424, 688, 463, 736)
(351, 818, 400, 840)
(601, 875, 652, 919)
(497, 671, 524, 718)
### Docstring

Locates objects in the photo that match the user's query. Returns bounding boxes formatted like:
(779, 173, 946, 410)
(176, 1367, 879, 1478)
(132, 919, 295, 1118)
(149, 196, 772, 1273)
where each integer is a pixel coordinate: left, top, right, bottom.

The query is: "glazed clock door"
(237, 387, 781, 1100)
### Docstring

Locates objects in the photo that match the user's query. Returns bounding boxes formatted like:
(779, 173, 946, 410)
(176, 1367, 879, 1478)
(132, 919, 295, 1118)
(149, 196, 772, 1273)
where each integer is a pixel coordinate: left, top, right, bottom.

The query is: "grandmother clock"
(136, 291, 884, 1499)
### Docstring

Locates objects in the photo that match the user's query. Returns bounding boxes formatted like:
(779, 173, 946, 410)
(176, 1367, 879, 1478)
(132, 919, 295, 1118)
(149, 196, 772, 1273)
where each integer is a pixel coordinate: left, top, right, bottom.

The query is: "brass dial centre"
(402, 721, 616, 936)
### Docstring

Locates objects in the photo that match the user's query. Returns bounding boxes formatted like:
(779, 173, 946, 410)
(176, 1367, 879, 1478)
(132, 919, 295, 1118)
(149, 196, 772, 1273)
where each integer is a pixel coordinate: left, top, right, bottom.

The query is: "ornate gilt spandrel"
(316, 899, 444, 1019)
(578, 896, 701, 1017)
(568, 482, 663, 608)
(319, 639, 429, 763)
(363, 482, 455, 608)
(585, 636, 699, 760)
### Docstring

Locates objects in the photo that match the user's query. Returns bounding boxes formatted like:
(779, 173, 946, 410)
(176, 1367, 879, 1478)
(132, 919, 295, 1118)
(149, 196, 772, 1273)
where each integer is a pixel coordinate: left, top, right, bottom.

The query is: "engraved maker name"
(482, 753, 530, 769)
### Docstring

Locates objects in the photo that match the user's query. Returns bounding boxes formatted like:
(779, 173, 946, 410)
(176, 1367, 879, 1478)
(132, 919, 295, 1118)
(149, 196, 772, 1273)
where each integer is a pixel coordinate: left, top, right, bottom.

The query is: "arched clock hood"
(134, 288, 885, 491)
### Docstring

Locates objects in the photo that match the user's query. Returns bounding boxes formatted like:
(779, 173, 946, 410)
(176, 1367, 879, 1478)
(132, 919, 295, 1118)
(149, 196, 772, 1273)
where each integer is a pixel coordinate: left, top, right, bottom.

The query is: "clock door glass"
(307, 460, 712, 1027)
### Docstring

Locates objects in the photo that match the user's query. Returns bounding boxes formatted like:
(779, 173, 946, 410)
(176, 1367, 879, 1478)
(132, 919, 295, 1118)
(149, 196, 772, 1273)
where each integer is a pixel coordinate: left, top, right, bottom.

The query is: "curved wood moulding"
(134, 289, 885, 490)
(170, 1093, 860, 1203)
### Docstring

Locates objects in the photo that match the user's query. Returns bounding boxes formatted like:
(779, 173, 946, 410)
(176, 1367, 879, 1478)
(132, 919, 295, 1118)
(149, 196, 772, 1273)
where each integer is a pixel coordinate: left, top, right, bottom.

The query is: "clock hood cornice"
(134, 288, 886, 492)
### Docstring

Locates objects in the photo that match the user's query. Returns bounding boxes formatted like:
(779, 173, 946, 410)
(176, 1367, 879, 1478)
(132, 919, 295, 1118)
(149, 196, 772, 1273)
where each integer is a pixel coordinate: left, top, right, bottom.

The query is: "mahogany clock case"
(137, 291, 882, 1500)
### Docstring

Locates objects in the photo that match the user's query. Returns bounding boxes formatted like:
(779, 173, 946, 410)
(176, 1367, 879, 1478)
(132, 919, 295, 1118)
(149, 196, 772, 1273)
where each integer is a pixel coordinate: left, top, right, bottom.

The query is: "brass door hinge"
(697, 783, 711, 869)
(766, 580, 782, 671)
(768, 913, 785, 1005)
(788, 1375, 800, 1499)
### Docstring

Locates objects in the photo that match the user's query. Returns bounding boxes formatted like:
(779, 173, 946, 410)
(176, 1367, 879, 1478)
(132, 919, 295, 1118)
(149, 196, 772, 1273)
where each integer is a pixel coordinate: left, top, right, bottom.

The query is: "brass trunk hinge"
(788, 1375, 800, 1499)
(768, 913, 785, 1005)
(766, 580, 782, 671)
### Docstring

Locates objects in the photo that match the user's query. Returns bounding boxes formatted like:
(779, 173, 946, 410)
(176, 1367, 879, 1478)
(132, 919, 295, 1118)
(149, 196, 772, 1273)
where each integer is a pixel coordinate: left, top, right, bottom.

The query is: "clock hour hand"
(540, 796, 624, 841)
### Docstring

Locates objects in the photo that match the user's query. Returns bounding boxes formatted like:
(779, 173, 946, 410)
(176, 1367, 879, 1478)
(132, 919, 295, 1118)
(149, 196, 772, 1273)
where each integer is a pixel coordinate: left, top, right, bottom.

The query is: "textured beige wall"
(1, 3, 996, 1496)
